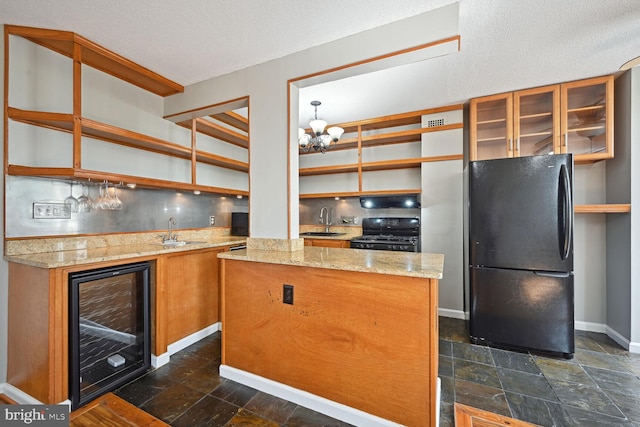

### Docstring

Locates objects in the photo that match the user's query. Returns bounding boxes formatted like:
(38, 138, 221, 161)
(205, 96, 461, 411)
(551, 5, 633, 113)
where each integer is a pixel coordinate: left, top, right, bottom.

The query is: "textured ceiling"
(0, 0, 453, 85)
(2, 0, 640, 126)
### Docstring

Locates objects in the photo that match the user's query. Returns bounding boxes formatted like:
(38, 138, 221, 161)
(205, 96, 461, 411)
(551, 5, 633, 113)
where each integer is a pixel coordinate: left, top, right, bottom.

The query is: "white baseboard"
(0, 383, 42, 404)
(152, 322, 221, 368)
(439, 312, 640, 352)
(438, 308, 465, 319)
(436, 377, 441, 427)
(604, 325, 640, 353)
(575, 320, 606, 333)
(151, 352, 170, 368)
(167, 322, 221, 355)
(220, 365, 406, 427)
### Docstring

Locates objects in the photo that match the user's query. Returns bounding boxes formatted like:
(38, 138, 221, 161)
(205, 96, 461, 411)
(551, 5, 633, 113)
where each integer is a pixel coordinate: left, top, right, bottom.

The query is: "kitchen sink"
(160, 240, 206, 246)
(299, 232, 347, 237)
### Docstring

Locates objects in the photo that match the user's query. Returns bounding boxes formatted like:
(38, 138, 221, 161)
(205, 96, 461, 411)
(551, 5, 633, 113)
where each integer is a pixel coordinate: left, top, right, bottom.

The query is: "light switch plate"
(33, 202, 71, 219)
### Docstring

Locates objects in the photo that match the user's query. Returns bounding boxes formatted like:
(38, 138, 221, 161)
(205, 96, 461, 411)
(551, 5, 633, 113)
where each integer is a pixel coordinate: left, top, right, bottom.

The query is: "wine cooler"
(69, 261, 151, 409)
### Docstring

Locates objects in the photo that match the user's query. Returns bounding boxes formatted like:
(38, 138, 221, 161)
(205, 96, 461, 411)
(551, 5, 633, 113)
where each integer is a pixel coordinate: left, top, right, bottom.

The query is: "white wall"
(630, 68, 640, 350)
(573, 163, 608, 328)
(421, 109, 464, 315)
(1, 23, 8, 384)
(607, 68, 640, 351)
(164, 4, 460, 239)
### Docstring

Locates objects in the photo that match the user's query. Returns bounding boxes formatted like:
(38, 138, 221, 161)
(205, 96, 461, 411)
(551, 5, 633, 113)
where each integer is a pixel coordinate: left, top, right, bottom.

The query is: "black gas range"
(350, 217, 420, 252)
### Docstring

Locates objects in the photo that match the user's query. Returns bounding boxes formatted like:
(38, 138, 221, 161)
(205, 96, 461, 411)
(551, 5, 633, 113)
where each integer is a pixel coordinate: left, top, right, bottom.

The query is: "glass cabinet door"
(561, 75, 613, 161)
(470, 93, 513, 160)
(514, 85, 559, 157)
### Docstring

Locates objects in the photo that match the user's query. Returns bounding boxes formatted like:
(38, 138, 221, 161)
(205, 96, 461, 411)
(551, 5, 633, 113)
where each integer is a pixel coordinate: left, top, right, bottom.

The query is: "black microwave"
(231, 212, 249, 236)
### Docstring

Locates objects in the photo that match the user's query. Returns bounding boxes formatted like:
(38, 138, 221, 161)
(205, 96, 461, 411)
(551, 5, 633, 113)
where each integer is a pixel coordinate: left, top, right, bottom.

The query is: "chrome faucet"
(164, 217, 178, 242)
(319, 207, 334, 233)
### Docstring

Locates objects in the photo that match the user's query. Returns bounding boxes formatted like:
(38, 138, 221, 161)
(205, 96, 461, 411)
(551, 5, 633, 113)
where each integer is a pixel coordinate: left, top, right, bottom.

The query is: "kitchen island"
(218, 247, 444, 427)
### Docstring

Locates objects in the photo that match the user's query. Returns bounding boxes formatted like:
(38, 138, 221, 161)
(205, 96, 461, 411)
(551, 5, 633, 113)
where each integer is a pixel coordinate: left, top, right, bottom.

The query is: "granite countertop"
(5, 237, 247, 269)
(219, 247, 444, 279)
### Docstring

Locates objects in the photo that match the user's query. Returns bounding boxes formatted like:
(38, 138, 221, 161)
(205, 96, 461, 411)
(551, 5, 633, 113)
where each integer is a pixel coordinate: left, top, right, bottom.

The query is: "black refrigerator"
(467, 154, 574, 358)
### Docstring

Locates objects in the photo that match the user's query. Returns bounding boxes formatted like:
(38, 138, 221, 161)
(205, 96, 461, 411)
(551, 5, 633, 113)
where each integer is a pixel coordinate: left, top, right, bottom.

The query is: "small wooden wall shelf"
(574, 204, 631, 213)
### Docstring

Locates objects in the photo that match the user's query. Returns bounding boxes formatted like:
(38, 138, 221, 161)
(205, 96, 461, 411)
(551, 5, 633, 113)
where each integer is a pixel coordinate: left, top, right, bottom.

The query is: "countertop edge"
(219, 247, 444, 279)
(4, 239, 247, 269)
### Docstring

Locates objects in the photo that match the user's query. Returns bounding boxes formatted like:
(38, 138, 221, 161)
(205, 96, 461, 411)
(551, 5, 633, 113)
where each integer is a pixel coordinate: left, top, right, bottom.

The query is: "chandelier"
(298, 101, 344, 154)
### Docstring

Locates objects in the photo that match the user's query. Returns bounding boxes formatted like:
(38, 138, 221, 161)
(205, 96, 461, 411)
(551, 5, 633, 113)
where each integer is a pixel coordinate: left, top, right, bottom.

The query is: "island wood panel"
(7, 262, 68, 404)
(221, 259, 439, 427)
(164, 248, 223, 345)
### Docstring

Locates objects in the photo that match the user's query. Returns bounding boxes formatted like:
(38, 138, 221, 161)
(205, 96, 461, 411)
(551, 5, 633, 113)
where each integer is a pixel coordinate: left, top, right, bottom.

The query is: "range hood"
(360, 195, 421, 209)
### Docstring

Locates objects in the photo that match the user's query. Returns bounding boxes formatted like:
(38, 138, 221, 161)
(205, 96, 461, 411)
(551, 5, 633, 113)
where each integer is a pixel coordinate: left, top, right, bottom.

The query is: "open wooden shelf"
(299, 164, 359, 176)
(299, 154, 464, 177)
(5, 26, 249, 198)
(300, 105, 463, 153)
(574, 204, 631, 213)
(178, 117, 249, 149)
(210, 111, 249, 133)
(6, 166, 249, 197)
(299, 188, 421, 199)
(319, 122, 462, 152)
(6, 25, 183, 97)
(9, 107, 192, 159)
(299, 105, 464, 199)
(195, 151, 249, 172)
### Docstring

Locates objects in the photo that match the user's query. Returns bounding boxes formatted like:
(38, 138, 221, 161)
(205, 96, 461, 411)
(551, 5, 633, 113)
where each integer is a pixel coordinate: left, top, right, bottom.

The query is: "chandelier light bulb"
(327, 126, 344, 142)
(309, 119, 327, 136)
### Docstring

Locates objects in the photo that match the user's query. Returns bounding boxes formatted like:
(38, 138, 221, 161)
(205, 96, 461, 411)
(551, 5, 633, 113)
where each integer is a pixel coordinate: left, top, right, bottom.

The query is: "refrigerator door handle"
(560, 163, 573, 260)
(534, 271, 571, 278)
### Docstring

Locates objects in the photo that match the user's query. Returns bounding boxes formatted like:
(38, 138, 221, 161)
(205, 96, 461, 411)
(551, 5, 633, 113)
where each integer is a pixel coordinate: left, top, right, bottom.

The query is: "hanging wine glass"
(112, 184, 123, 210)
(64, 182, 78, 213)
(94, 181, 108, 210)
(77, 184, 92, 213)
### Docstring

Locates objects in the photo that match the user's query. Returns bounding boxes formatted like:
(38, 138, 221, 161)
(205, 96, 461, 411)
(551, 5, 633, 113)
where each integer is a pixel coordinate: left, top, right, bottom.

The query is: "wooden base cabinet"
(154, 247, 226, 355)
(7, 263, 67, 404)
(7, 246, 229, 404)
(7, 258, 154, 404)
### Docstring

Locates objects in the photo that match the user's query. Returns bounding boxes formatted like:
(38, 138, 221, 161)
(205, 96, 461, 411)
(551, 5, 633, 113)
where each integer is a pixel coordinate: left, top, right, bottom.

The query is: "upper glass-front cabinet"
(560, 75, 613, 161)
(470, 75, 613, 163)
(469, 93, 513, 161)
(514, 85, 559, 157)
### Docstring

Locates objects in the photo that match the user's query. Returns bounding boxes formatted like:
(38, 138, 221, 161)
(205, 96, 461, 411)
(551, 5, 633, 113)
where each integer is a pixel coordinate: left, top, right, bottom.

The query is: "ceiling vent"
(426, 118, 445, 128)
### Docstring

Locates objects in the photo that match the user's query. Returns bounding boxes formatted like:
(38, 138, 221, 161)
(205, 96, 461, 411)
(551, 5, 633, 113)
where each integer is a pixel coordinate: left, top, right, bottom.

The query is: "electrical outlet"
(341, 216, 358, 224)
(283, 284, 294, 305)
(209, 216, 215, 226)
(33, 202, 71, 219)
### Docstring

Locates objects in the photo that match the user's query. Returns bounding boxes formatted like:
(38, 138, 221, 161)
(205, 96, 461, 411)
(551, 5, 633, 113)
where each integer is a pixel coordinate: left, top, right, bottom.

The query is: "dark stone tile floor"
(438, 316, 640, 427)
(114, 318, 640, 426)
(115, 332, 352, 426)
